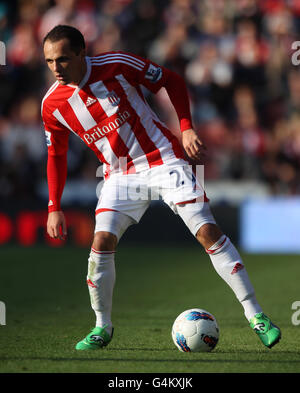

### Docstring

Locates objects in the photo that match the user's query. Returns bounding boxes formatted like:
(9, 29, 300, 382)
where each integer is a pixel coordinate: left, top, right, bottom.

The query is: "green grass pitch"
(0, 244, 300, 373)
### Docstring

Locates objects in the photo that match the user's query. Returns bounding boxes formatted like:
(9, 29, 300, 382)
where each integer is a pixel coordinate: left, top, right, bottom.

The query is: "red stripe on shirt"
(153, 120, 185, 160)
(58, 101, 86, 134)
(115, 78, 164, 168)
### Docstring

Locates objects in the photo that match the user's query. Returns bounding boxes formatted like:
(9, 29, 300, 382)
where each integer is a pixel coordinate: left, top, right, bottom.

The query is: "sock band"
(205, 235, 227, 254)
(91, 247, 116, 255)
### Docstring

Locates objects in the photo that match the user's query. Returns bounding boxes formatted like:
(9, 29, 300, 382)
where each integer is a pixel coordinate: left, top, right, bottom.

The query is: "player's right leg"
(76, 171, 150, 350)
(75, 211, 134, 351)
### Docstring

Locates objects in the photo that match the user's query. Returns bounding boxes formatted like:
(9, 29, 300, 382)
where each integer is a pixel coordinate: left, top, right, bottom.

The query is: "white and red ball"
(172, 308, 219, 352)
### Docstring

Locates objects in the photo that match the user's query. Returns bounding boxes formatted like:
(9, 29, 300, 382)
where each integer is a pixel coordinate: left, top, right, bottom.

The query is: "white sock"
(206, 235, 262, 321)
(87, 248, 116, 334)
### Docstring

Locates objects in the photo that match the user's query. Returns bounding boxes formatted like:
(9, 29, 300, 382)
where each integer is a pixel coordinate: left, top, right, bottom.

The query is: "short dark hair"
(43, 25, 85, 55)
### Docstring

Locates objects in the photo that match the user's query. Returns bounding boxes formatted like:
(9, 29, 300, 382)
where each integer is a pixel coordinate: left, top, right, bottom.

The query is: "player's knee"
(92, 231, 117, 251)
(196, 223, 223, 249)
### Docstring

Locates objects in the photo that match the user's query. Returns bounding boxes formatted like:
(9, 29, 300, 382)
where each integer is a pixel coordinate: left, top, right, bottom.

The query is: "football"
(172, 308, 219, 352)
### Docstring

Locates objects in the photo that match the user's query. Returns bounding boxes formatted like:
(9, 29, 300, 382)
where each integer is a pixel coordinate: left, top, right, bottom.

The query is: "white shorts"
(94, 162, 215, 240)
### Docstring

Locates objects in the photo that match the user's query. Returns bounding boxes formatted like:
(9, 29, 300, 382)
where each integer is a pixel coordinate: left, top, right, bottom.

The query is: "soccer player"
(42, 25, 281, 350)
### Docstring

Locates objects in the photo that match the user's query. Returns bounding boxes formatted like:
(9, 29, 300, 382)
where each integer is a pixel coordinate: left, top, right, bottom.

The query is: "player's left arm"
(128, 54, 206, 160)
(162, 70, 207, 161)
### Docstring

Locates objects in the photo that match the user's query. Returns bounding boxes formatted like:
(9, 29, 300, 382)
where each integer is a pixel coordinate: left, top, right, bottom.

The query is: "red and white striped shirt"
(42, 51, 193, 212)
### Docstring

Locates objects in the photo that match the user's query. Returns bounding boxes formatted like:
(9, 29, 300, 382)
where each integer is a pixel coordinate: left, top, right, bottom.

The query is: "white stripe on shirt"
(52, 109, 79, 136)
(92, 53, 145, 67)
(67, 93, 97, 131)
(91, 59, 144, 71)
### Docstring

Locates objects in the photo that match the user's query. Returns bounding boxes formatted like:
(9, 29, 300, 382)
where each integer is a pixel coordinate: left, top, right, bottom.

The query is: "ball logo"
(186, 311, 214, 321)
(201, 334, 218, 349)
(175, 332, 191, 352)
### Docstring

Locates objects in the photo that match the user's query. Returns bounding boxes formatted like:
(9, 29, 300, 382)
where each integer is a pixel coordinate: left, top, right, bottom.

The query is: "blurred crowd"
(1, 0, 300, 204)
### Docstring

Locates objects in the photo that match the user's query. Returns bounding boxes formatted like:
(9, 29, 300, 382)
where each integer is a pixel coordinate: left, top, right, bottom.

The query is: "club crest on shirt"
(106, 91, 120, 107)
(145, 63, 162, 83)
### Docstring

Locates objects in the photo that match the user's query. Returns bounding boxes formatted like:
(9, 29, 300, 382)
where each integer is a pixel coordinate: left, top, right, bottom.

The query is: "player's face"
(44, 38, 86, 86)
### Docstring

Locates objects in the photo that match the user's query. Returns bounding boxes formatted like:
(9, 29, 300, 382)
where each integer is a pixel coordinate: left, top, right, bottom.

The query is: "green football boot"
(75, 325, 114, 350)
(250, 312, 281, 349)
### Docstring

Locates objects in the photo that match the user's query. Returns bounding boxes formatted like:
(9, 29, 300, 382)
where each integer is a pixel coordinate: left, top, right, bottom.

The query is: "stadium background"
(1, 0, 300, 375)
(1, 0, 300, 249)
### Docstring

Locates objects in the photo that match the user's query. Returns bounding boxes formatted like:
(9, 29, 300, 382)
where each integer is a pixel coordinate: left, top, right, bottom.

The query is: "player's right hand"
(47, 211, 67, 240)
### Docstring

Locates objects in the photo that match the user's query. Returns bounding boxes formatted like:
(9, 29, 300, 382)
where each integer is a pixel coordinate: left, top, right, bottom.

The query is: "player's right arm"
(42, 103, 70, 240)
(46, 153, 68, 240)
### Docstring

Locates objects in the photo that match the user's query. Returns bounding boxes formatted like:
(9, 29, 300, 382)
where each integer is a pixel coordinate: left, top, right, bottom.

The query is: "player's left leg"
(157, 163, 281, 348)
(196, 221, 262, 322)
(176, 202, 281, 348)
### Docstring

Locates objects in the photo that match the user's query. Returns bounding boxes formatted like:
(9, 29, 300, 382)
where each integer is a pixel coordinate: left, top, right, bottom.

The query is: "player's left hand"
(182, 128, 207, 161)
